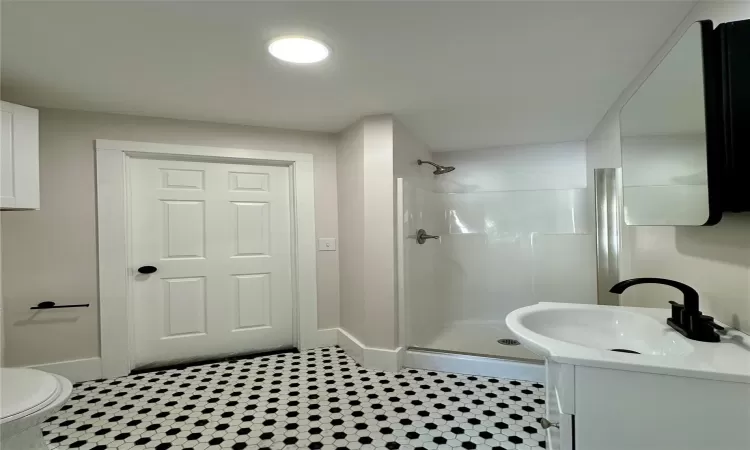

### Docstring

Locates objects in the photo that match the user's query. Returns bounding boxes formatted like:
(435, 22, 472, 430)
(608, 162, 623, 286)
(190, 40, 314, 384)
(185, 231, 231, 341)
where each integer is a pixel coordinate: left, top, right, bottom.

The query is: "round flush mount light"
(268, 36, 330, 64)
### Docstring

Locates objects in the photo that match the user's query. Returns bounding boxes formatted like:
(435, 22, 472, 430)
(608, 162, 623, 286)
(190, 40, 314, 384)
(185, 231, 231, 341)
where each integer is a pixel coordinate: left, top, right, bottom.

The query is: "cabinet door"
(0, 101, 39, 210)
(546, 384, 575, 450)
(1, 110, 15, 206)
(546, 361, 575, 450)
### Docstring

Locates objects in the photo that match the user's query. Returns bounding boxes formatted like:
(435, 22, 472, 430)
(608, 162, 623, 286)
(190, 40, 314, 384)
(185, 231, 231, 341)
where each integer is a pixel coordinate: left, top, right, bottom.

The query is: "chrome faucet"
(609, 278, 723, 343)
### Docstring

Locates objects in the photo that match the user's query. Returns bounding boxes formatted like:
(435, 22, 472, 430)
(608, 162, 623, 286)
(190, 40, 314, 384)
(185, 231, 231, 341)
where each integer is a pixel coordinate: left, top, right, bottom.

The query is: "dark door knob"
(138, 266, 157, 274)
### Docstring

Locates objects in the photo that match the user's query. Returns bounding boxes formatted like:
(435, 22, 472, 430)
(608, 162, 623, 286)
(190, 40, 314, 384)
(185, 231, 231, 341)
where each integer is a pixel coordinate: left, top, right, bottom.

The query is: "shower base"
(424, 319, 542, 361)
(403, 346, 544, 382)
(404, 319, 544, 381)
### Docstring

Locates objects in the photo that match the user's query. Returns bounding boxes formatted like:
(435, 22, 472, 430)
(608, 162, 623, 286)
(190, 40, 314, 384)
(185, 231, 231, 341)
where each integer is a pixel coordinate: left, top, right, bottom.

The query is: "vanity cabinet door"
(0, 101, 39, 210)
(545, 407, 574, 450)
(574, 366, 750, 450)
(546, 361, 575, 450)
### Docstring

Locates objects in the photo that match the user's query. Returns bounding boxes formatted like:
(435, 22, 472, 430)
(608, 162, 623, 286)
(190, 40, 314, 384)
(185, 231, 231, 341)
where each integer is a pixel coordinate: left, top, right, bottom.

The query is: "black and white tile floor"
(42, 347, 547, 450)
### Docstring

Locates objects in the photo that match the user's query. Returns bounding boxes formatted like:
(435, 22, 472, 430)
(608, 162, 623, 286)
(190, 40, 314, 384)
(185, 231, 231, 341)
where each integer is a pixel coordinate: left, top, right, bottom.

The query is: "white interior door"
(129, 157, 294, 368)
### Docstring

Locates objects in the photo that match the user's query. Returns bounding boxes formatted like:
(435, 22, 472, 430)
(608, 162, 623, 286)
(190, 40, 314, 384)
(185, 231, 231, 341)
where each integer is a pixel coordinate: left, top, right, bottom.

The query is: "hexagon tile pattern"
(42, 347, 547, 450)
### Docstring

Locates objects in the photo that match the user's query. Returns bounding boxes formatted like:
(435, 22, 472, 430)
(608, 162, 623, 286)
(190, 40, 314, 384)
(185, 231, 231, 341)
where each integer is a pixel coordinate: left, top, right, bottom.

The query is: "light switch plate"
(318, 238, 337, 251)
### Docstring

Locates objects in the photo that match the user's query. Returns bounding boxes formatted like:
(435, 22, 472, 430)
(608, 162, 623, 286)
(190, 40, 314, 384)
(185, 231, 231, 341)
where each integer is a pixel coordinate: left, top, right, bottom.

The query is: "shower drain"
(497, 338, 521, 346)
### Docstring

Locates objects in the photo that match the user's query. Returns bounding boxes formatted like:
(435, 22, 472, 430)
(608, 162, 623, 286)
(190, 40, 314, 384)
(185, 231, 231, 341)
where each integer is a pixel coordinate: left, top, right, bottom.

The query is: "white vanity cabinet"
(1, 101, 39, 210)
(508, 304, 750, 450)
(545, 362, 750, 450)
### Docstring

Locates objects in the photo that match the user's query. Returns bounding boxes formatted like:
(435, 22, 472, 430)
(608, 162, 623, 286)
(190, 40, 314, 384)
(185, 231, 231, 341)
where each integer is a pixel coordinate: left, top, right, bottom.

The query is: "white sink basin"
(506, 303, 750, 383)
(515, 305, 693, 356)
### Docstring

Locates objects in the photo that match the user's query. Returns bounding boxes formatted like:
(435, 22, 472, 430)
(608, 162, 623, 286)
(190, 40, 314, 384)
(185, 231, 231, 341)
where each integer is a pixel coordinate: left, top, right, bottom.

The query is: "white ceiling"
(1, 1, 695, 151)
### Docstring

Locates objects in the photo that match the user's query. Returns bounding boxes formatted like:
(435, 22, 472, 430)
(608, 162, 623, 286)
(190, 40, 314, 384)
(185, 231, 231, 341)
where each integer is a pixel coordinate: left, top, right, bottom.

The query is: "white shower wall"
(438, 190, 594, 323)
(401, 141, 597, 360)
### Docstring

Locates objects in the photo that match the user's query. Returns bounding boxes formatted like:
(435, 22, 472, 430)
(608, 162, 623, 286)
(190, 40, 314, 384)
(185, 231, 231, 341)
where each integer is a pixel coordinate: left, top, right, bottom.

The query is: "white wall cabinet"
(1, 101, 39, 210)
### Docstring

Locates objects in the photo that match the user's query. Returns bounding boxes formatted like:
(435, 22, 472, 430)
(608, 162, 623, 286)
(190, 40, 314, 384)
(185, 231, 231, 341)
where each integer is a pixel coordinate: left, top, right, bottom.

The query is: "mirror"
(620, 21, 721, 225)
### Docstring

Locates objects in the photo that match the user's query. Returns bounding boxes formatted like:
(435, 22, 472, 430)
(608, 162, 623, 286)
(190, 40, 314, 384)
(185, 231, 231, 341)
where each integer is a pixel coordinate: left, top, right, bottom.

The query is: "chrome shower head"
(434, 165, 455, 175)
(418, 159, 455, 175)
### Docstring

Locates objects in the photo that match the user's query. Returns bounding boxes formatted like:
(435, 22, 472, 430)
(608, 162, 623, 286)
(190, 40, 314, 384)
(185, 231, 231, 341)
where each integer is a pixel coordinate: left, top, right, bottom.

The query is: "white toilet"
(1, 368, 73, 450)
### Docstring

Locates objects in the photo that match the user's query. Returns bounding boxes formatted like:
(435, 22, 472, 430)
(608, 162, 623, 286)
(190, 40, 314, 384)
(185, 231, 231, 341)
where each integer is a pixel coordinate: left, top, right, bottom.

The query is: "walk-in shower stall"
(397, 143, 598, 375)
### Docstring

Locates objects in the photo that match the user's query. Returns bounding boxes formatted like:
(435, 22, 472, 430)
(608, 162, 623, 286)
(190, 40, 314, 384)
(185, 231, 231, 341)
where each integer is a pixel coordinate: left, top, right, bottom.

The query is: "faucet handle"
(700, 315, 725, 331)
(686, 314, 723, 342)
(668, 301, 685, 324)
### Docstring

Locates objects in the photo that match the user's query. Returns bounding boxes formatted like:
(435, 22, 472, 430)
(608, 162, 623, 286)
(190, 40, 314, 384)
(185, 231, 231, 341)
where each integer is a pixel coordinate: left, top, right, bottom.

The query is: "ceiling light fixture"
(268, 36, 330, 64)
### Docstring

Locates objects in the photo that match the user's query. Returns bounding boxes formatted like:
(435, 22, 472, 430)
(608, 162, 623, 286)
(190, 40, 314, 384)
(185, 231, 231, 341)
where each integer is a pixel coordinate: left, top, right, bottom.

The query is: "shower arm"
(417, 160, 440, 169)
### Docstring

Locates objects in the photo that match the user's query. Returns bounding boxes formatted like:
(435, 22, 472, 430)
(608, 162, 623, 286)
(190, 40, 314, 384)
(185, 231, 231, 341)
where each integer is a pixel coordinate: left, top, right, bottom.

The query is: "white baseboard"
(363, 346, 402, 372)
(314, 327, 340, 347)
(301, 327, 339, 350)
(337, 328, 402, 372)
(21, 333, 540, 384)
(28, 357, 103, 383)
(336, 328, 365, 365)
(403, 349, 545, 383)
(25, 329, 337, 383)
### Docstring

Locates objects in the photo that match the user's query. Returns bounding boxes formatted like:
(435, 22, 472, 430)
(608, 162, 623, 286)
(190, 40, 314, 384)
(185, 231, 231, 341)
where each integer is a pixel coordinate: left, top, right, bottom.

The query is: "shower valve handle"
(416, 229, 440, 245)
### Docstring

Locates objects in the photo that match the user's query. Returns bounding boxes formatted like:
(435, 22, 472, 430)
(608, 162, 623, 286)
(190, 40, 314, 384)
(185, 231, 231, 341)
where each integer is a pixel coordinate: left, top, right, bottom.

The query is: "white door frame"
(95, 139, 319, 378)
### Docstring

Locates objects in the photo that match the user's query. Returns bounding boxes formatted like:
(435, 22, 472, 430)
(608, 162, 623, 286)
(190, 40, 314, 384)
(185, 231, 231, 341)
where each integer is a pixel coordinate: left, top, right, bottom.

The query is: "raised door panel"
(162, 277, 207, 337)
(229, 172, 269, 191)
(163, 200, 206, 259)
(161, 168, 205, 190)
(232, 202, 270, 257)
(232, 273, 271, 330)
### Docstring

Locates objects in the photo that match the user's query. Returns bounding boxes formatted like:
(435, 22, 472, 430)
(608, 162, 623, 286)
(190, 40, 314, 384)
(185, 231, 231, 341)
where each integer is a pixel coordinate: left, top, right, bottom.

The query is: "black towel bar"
(30, 301, 90, 310)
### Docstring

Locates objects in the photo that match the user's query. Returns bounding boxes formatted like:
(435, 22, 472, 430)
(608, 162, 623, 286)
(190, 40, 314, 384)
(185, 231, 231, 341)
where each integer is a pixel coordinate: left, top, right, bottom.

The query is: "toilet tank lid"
(1, 368, 62, 421)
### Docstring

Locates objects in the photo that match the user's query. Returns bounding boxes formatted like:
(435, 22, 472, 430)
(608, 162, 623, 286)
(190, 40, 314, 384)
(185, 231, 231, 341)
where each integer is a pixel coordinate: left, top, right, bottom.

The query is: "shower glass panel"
(400, 144, 597, 361)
